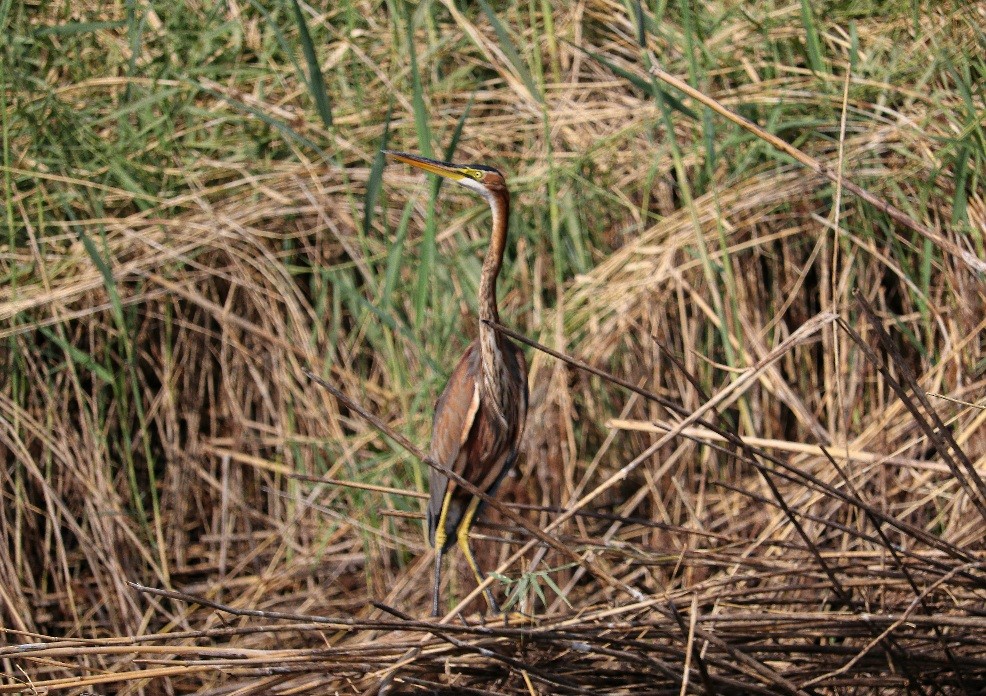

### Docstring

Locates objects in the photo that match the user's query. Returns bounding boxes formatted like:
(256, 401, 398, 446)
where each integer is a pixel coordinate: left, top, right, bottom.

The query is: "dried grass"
(2, 1, 985, 694)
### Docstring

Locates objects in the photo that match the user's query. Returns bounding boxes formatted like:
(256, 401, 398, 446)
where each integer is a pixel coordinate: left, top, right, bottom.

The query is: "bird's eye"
(465, 169, 483, 181)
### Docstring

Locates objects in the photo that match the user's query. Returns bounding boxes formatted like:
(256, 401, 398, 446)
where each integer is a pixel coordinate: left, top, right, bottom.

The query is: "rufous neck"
(478, 191, 508, 325)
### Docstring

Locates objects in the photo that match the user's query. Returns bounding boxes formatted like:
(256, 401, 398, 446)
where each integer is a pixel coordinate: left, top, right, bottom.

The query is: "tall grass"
(1, 0, 984, 692)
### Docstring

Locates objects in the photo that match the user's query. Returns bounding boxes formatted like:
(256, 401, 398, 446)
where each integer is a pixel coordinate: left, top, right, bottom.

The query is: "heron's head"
(383, 150, 507, 201)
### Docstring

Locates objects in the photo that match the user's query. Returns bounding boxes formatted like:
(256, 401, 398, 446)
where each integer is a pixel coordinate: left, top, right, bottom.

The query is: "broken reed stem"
(485, 320, 983, 571)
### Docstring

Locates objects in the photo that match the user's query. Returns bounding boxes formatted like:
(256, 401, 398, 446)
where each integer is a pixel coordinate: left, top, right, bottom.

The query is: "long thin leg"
(432, 546, 444, 617)
(459, 535, 500, 614)
(431, 487, 455, 617)
(457, 497, 500, 614)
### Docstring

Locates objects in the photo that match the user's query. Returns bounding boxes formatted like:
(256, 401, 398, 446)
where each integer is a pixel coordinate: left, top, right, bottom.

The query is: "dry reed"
(2, 1, 985, 694)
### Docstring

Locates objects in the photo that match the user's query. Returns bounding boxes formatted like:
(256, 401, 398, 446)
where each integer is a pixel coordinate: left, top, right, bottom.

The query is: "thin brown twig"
(301, 369, 637, 605)
(486, 320, 981, 570)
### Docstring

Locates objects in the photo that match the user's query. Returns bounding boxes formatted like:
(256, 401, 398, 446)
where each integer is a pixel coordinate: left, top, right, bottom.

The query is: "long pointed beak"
(383, 150, 467, 182)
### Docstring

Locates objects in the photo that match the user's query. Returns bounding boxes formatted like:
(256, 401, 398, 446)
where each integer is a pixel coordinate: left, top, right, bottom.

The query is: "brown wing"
(426, 343, 482, 549)
(458, 341, 527, 496)
(426, 340, 528, 551)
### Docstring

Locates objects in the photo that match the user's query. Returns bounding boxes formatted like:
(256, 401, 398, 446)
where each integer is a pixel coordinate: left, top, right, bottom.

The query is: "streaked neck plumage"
(477, 187, 511, 422)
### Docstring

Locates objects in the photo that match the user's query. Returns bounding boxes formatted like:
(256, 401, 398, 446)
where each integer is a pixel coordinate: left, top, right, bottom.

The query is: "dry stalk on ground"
(2, 1, 985, 694)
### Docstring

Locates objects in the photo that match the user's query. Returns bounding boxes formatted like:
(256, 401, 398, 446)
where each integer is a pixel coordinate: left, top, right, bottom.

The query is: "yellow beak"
(383, 150, 467, 182)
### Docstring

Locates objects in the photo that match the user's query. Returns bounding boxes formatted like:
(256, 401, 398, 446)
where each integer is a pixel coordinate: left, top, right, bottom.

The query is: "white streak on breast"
(459, 384, 481, 446)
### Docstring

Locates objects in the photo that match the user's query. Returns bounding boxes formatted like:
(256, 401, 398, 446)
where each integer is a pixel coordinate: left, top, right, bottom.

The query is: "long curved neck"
(478, 190, 508, 324)
(478, 189, 510, 416)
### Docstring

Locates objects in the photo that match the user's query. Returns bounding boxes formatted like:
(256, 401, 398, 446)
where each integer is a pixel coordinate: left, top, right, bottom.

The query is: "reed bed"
(2, 1, 985, 693)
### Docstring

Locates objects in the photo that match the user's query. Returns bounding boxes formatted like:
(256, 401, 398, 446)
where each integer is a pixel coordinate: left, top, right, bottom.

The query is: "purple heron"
(384, 151, 528, 616)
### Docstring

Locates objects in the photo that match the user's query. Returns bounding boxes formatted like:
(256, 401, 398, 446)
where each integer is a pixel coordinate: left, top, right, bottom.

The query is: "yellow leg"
(431, 492, 454, 617)
(432, 547, 445, 617)
(457, 497, 500, 614)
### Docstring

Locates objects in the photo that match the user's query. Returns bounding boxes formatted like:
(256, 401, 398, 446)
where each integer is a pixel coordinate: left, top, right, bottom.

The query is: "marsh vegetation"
(2, 1, 985, 693)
